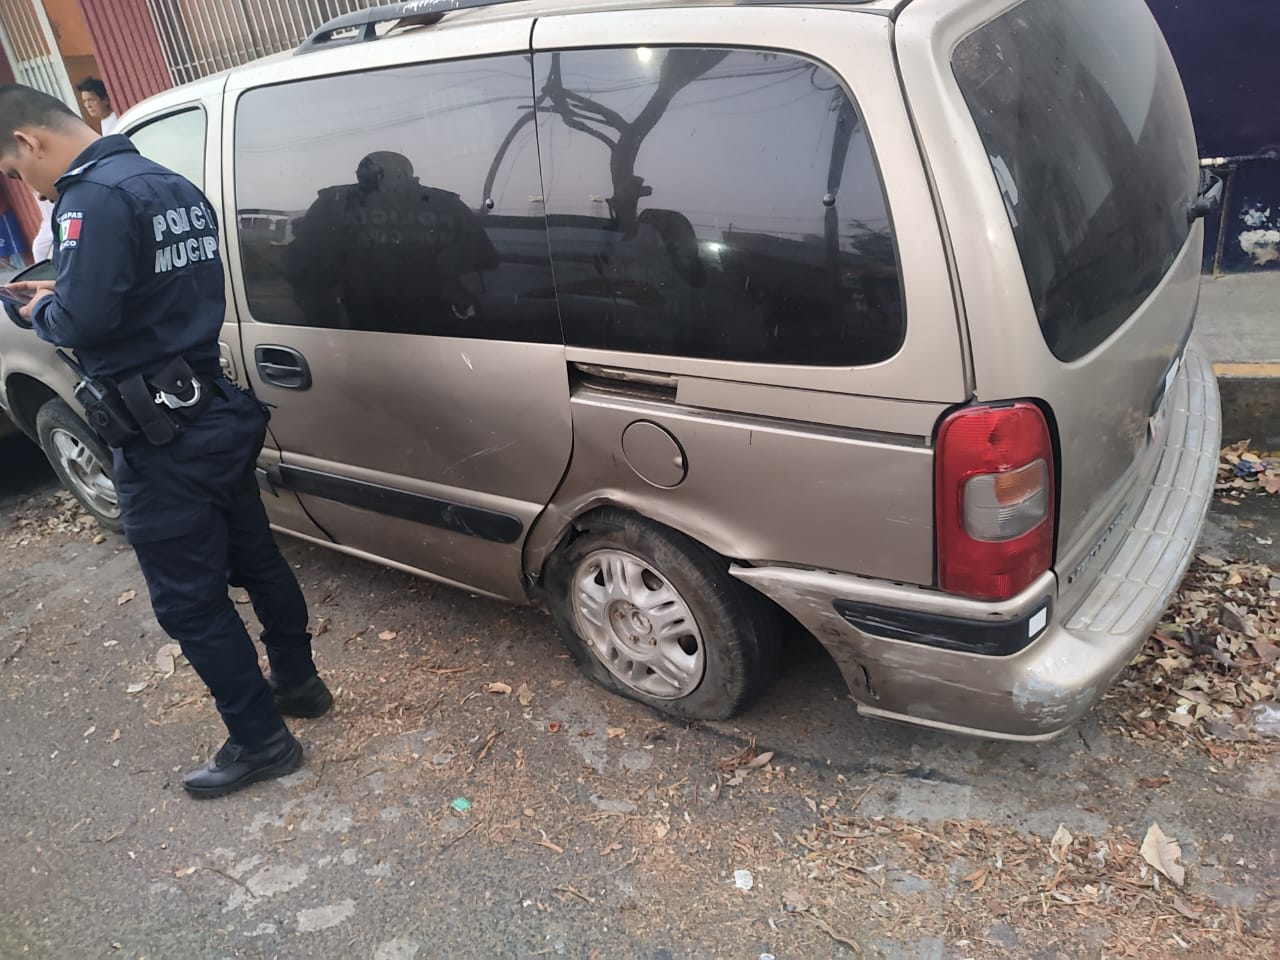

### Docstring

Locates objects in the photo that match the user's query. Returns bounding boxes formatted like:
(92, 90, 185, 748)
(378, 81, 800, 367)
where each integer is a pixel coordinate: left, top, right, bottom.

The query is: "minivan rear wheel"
(36, 398, 124, 534)
(545, 510, 778, 720)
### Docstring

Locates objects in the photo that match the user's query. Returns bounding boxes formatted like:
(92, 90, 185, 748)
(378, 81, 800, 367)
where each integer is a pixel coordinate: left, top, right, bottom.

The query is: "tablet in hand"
(0, 286, 33, 307)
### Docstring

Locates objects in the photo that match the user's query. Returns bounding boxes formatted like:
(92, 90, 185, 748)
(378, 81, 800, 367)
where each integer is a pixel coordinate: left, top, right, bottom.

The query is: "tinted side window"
(534, 47, 903, 366)
(234, 56, 558, 342)
(128, 108, 206, 189)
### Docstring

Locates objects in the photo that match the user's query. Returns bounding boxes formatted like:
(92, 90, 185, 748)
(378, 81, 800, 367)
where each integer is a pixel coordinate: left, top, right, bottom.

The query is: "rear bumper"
(734, 347, 1221, 741)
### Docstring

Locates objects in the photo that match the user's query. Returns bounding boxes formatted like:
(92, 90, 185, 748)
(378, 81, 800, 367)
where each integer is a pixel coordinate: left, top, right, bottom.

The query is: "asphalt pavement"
(1, 434, 1277, 959)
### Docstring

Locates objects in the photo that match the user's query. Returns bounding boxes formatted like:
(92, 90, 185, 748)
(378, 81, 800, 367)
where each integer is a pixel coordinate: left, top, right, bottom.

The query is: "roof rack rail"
(296, 0, 523, 54)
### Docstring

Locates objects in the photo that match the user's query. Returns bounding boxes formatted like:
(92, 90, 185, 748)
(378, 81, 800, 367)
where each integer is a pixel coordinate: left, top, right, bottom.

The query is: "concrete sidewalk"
(1194, 272, 1279, 446)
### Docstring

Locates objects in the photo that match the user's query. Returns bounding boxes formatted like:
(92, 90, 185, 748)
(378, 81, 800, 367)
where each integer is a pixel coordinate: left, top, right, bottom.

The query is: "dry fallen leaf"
(486, 682, 512, 695)
(108, 729, 122, 743)
(125, 682, 147, 694)
(175, 866, 197, 878)
(1140, 822, 1185, 887)
(1138, 776, 1172, 789)
(1050, 824, 1074, 864)
(516, 683, 534, 706)
(155, 642, 182, 677)
(783, 889, 811, 913)
(1252, 639, 1280, 665)
(1203, 718, 1251, 742)
(606, 727, 626, 739)
(378, 630, 397, 641)
(748, 750, 775, 769)
(961, 868, 988, 892)
(116, 589, 136, 606)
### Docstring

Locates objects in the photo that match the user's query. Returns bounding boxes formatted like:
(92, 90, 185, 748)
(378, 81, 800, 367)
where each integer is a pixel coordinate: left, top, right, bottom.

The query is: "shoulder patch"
(57, 211, 84, 249)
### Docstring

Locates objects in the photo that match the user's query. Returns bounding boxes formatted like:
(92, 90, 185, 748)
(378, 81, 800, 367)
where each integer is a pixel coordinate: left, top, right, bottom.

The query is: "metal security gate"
(144, 0, 397, 85)
(0, 0, 78, 105)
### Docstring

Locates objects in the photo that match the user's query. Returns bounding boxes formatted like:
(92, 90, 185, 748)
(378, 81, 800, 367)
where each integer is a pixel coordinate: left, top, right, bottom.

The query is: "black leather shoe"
(182, 728, 302, 799)
(270, 674, 334, 719)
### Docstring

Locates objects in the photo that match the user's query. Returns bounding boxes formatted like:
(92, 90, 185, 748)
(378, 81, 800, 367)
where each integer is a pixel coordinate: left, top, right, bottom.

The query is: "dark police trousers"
(113, 383, 315, 745)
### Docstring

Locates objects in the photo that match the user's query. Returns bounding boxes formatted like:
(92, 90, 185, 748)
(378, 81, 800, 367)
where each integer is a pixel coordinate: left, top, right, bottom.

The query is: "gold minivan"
(0, 0, 1222, 739)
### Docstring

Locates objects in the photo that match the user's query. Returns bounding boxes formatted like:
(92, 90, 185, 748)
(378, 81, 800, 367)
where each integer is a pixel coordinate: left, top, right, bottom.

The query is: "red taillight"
(935, 402, 1055, 601)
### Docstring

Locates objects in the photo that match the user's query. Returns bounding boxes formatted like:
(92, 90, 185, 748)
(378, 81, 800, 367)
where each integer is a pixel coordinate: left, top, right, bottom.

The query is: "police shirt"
(31, 135, 224, 382)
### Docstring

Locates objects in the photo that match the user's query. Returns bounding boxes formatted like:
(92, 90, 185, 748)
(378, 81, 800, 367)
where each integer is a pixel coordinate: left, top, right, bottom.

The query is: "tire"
(35, 398, 125, 534)
(544, 509, 779, 720)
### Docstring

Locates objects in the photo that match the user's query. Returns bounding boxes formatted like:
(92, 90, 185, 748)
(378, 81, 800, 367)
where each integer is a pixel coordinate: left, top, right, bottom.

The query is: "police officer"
(0, 84, 332, 798)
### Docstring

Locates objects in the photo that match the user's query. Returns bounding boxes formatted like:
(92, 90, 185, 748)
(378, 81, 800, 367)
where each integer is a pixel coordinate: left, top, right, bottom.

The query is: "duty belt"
(57, 353, 219, 448)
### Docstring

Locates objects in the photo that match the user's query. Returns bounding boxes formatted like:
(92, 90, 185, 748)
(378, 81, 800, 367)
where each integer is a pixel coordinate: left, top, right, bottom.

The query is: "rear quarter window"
(952, 0, 1199, 361)
(535, 46, 904, 366)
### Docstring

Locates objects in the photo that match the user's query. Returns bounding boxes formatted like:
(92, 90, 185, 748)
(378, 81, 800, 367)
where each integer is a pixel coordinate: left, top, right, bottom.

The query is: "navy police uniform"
(32, 135, 316, 747)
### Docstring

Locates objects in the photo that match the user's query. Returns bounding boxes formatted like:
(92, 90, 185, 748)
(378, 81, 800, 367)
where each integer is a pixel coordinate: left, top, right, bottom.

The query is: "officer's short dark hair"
(0, 85, 81, 155)
(76, 76, 109, 101)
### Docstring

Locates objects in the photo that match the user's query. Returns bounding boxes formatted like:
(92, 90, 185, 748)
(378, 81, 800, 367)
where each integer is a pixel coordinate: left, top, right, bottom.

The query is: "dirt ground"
(1, 435, 1277, 959)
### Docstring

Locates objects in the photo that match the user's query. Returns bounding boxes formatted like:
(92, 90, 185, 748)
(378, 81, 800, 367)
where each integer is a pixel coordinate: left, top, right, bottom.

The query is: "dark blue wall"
(1147, 0, 1279, 272)
(1149, 0, 1279, 160)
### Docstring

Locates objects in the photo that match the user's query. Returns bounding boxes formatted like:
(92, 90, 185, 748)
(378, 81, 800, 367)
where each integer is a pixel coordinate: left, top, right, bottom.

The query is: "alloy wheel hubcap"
(50, 428, 121, 519)
(571, 549, 704, 699)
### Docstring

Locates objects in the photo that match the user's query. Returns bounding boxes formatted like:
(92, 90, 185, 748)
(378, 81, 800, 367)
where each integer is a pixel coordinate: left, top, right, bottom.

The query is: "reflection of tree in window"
(510, 47, 904, 366)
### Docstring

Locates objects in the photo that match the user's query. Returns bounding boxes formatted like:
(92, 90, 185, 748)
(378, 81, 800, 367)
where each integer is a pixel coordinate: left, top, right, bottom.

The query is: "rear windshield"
(952, 0, 1199, 361)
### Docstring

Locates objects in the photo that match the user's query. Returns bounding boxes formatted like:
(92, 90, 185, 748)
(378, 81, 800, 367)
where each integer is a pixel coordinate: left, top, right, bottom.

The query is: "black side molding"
(277, 465, 523, 544)
(833, 597, 1052, 657)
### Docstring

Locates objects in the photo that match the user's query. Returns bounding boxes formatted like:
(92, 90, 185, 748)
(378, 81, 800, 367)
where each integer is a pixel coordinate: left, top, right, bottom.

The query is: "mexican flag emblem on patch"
(58, 213, 83, 246)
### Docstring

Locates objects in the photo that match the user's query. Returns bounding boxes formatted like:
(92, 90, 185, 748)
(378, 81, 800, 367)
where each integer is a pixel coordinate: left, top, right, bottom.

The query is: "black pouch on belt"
(118, 374, 180, 446)
(119, 358, 213, 446)
(73, 376, 140, 448)
(149, 356, 212, 421)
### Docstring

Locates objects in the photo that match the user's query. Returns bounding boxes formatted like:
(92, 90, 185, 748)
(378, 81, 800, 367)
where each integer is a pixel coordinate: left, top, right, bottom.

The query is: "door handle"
(571, 362, 677, 399)
(259, 361, 301, 378)
(255, 345, 311, 390)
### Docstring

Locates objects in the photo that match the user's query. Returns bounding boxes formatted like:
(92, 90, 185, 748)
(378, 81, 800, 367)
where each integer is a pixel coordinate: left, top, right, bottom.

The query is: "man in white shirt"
(76, 76, 118, 135)
(29, 77, 119, 262)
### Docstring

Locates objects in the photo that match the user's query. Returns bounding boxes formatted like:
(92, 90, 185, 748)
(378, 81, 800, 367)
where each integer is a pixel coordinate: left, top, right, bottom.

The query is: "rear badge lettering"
(1068, 504, 1128, 585)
